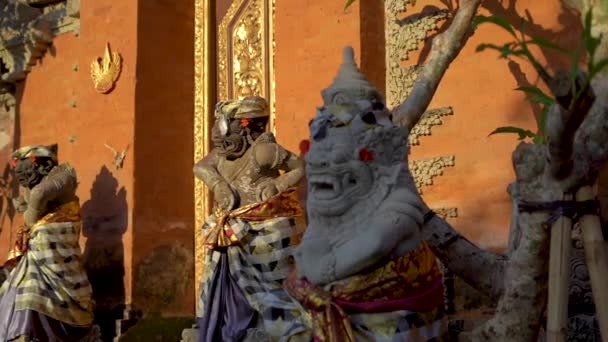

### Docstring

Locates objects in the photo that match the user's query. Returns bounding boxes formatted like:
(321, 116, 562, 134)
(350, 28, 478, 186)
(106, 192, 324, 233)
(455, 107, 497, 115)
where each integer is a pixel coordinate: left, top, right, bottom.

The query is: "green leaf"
(344, 0, 356, 10)
(583, 9, 600, 57)
(473, 15, 517, 37)
(538, 105, 550, 135)
(525, 38, 567, 53)
(533, 135, 546, 144)
(590, 58, 608, 80)
(570, 45, 582, 95)
(488, 126, 539, 140)
(515, 86, 555, 106)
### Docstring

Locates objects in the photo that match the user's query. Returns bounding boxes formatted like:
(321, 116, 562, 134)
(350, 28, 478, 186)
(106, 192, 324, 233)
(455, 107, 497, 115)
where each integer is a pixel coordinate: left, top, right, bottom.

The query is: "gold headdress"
(12, 144, 58, 163)
(214, 96, 269, 135)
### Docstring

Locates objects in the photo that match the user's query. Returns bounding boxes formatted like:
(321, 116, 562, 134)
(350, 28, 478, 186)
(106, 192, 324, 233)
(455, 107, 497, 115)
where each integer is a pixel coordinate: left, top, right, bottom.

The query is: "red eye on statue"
(29, 155, 37, 163)
(358, 148, 375, 161)
(11, 158, 18, 167)
(240, 118, 250, 127)
(299, 139, 310, 156)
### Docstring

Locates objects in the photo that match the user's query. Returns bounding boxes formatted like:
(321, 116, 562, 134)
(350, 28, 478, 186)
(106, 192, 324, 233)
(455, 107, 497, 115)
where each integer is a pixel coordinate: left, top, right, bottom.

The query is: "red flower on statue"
(240, 118, 250, 127)
(358, 148, 374, 161)
(299, 139, 310, 156)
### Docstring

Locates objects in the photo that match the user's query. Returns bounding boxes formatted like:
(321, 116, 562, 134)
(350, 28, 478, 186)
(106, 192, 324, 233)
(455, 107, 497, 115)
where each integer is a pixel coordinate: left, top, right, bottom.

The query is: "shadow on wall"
(482, 0, 582, 123)
(132, 0, 195, 319)
(81, 166, 128, 342)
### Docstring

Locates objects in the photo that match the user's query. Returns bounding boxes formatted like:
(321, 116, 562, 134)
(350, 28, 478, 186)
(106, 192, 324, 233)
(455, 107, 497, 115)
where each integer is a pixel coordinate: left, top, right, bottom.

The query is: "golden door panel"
(217, 0, 276, 133)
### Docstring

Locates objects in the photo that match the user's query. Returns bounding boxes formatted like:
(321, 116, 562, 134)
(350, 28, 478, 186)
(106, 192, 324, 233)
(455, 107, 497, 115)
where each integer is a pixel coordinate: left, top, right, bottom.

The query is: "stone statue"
(0, 144, 100, 342)
(284, 47, 448, 341)
(193, 96, 311, 341)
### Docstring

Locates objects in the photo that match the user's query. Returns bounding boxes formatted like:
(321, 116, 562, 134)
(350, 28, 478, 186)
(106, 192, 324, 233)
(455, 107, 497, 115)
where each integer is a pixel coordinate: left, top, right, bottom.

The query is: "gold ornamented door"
(193, 0, 276, 313)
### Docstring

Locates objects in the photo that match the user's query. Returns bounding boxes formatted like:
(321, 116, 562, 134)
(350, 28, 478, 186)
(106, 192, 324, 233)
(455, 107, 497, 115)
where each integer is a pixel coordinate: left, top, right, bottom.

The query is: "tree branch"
(422, 216, 508, 302)
(393, 0, 483, 130)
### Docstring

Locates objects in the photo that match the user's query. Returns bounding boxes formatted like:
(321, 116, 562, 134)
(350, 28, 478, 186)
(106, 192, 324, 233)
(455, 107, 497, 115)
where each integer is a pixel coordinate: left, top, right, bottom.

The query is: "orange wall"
(275, 0, 581, 250)
(12, 1, 139, 315)
(132, 0, 195, 316)
(1, 0, 196, 328)
(275, 0, 364, 147)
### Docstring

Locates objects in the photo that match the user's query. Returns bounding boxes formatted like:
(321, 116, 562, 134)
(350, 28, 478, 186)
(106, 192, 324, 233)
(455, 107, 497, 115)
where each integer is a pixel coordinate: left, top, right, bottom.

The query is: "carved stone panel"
(0, 0, 79, 85)
(385, 0, 457, 218)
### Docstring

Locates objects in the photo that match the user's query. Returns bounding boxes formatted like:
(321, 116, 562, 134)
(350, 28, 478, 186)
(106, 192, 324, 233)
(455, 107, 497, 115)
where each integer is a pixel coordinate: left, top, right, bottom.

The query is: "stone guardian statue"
(193, 96, 311, 341)
(0, 144, 100, 342)
(285, 47, 448, 341)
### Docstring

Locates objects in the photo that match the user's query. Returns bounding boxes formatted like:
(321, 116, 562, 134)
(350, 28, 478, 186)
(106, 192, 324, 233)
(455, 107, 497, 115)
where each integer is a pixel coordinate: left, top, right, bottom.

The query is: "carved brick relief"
(0, 0, 79, 88)
(385, 0, 457, 217)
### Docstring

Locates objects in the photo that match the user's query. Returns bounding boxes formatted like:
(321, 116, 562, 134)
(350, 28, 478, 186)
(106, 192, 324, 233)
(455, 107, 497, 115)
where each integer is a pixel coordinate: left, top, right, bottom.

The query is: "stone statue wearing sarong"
(0, 144, 99, 342)
(193, 96, 310, 341)
(285, 47, 448, 341)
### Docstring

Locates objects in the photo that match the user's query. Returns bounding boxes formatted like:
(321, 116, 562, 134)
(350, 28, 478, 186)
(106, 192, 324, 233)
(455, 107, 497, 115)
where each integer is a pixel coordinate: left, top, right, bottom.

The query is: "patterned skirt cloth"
(197, 214, 311, 342)
(0, 202, 99, 342)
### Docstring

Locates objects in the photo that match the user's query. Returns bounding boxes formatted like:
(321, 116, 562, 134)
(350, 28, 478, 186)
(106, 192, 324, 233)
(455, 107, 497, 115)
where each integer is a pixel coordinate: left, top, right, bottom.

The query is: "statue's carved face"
(306, 132, 374, 217)
(211, 117, 268, 159)
(13, 157, 56, 189)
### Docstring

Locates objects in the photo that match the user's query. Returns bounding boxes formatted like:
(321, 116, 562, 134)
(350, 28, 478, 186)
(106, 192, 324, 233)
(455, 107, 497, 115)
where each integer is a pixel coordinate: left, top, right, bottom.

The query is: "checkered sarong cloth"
(198, 215, 311, 341)
(0, 201, 94, 327)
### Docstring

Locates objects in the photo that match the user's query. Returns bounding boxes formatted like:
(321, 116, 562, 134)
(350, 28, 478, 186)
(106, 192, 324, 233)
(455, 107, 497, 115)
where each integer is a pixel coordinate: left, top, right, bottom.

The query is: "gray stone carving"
(567, 224, 601, 341)
(0, 0, 79, 87)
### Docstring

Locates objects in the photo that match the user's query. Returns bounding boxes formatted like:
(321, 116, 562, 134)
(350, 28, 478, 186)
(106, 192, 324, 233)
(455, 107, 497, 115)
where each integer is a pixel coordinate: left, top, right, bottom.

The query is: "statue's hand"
(258, 182, 280, 201)
(24, 207, 38, 227)
(12, 196, 28, 213)
(213, 182, 238, 211)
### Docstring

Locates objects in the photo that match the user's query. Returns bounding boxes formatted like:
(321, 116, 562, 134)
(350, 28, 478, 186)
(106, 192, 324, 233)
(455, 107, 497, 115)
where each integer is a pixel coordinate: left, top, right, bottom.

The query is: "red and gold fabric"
(203, 187, 303, 249)
(285, 242, 444, 342)
(6, 201, 81, 265)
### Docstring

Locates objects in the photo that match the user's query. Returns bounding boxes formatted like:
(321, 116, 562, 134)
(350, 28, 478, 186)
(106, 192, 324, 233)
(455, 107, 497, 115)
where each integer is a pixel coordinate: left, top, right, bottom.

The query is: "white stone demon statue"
(284, 47, 448, 341)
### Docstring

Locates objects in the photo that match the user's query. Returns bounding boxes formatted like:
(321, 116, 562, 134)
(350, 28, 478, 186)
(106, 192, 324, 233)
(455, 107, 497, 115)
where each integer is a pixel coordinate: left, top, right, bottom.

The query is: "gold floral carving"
(218, 0, 276, 132)
(194, 0, 213, 314)
(195, 0, 275, 311)
(90, 43, 122, 94)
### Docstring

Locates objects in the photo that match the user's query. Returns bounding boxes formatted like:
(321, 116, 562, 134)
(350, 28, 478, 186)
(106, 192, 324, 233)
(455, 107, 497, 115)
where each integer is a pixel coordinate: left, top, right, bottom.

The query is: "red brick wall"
(1, 0, 196, 327)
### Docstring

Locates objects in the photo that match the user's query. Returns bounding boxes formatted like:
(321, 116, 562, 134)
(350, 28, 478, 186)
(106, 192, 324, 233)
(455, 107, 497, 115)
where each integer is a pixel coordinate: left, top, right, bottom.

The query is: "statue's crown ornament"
(311, 47, 394, 141)
(321, 46, 385, 106)
(309, 47, 409, 169)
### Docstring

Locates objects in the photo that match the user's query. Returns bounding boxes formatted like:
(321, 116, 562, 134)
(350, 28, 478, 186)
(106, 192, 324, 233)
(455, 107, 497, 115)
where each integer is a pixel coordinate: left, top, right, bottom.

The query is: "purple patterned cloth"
(198, 251, 257, 342)
(0, 288, 95, 342)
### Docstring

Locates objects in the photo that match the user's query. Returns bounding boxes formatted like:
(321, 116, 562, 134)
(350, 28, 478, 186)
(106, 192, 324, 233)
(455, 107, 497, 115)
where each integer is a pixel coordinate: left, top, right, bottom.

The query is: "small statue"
(193, 96, 310, 341)
(285, 47, 447, 341)
(0, 144, 100, 342)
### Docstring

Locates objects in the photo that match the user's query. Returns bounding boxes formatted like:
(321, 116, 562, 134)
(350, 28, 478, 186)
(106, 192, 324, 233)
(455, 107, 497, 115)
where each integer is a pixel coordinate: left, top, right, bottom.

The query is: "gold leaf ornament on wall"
(90, 43, 122, 94)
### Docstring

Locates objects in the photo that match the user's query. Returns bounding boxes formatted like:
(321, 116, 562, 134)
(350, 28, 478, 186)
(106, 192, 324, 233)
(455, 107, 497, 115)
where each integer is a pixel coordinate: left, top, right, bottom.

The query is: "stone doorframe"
(193, 0, 276, 315)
